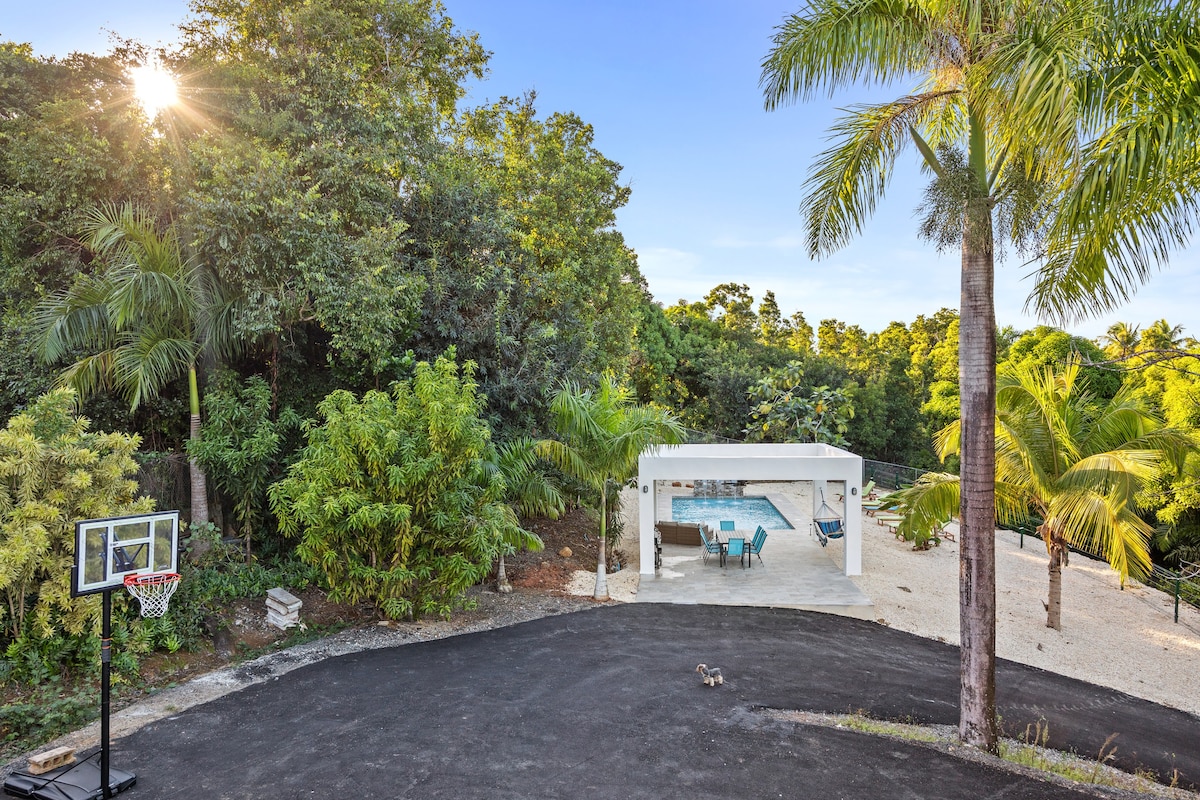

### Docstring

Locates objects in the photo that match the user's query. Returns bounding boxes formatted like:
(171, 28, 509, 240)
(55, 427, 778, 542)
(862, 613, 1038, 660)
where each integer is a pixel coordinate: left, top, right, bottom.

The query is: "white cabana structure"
(637, 443, 864, 576)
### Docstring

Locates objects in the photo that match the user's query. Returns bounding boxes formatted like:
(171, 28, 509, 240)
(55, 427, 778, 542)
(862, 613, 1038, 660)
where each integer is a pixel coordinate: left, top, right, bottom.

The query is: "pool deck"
(637, 487, 875, 619)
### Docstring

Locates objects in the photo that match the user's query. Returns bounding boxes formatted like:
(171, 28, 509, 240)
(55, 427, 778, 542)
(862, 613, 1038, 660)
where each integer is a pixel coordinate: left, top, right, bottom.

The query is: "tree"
(762, 0, 1200, 751)
(1140, 320, 1190, 354)
(34, 203, 240, 526)
(269, 354, 520, 619)
(891, 360, 1193, 629)
(0, 389, 151, 654)
(171, 0, 487, 387)
(189, 375, 297, 559)
(746, 361, 854, 446)
(1100, 322, 1141, 360)
(539, 376, 685, 600)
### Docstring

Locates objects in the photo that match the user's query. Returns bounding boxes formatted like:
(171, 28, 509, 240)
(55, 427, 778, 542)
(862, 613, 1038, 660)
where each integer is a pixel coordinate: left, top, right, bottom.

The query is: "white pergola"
(637, 443, 863, 576)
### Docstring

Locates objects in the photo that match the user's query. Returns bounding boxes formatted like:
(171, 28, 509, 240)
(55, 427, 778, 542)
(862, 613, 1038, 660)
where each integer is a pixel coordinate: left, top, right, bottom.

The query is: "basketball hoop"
(124, 572, 180, 618)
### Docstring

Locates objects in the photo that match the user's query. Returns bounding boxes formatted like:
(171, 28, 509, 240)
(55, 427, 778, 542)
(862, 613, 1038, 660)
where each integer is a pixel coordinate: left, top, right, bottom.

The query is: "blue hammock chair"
(813, 489, 844, 547)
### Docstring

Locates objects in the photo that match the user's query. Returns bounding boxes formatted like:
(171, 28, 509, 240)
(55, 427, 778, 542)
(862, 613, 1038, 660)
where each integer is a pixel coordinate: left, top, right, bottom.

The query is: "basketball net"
(124, 573, 180, 618)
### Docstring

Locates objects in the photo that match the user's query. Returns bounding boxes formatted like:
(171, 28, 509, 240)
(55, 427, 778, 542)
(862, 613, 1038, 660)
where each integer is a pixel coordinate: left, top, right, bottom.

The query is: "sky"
(5, 0, 1199, 341)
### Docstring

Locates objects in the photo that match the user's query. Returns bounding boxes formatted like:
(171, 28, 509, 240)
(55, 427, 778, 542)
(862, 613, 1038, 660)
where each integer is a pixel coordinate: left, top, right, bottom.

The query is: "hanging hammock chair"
(813, 489, 844, 547)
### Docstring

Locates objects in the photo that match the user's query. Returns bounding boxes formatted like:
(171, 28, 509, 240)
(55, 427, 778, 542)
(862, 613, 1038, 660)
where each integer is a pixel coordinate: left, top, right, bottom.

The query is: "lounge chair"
(747, 526, 767, 566)
(698, 526, 723, 565)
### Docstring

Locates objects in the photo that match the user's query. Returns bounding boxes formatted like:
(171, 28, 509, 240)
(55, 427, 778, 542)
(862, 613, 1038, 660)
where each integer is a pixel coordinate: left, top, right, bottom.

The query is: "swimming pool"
(671, 496, 794, 531)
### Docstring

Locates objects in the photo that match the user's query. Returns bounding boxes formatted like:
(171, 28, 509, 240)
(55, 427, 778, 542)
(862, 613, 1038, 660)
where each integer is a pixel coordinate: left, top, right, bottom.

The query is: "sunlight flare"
(130, 62, 178, 117)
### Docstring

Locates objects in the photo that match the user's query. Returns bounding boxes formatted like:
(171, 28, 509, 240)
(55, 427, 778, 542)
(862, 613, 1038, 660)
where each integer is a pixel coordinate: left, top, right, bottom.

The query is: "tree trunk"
(1046, 537, 1066, 630)
(594, 484, 610, 601)
(497, 552, 513, 594)
(957, 133, 999, 753)
(188, 366, 210, 528)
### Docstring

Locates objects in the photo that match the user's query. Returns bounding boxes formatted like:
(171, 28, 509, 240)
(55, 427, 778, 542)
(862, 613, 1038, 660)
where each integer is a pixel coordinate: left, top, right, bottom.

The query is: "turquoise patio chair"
(698, 526, 723, 565)
(725, 536, 746, 568)
(747, 526, 767, 566)
(719, 520, 736, 532)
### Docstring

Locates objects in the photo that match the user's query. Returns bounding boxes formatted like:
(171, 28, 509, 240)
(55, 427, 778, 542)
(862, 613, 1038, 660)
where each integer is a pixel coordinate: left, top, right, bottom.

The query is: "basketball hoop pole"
(101, 587, 114, 799)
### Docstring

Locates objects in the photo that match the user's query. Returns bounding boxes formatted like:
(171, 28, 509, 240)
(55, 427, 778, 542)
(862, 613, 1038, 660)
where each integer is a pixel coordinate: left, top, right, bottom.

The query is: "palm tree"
(1100, 322, 1141, 360)
(893, 360, 1192, 629)
(35, 203, 241, 527)
(485, 436, 562, 593)
(539, 376, 685, 600)
(1140, 320, 1187, 354)
(762, 0, 1200, 751)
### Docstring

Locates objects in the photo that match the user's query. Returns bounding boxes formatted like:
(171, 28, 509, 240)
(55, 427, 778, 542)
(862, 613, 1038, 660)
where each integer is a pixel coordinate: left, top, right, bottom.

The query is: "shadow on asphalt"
(105, 604, 1198, 798)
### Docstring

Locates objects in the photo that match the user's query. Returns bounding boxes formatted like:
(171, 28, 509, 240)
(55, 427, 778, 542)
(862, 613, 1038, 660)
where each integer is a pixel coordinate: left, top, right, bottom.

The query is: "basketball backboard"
(73, 511, 179, 596)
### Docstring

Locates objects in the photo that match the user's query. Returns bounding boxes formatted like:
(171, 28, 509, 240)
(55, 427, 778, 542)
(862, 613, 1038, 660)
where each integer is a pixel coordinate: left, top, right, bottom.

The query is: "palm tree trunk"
(188, 366, 210, 527)
(497, 551, 513, 593)
(594, 485, 610, 601)
(1046, 537, 1066, 630)
(956, 129, 999, 753)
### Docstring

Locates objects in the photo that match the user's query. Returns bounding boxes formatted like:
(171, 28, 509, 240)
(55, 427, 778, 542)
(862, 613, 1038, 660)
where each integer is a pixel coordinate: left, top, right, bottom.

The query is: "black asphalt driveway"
(108, 604, 1198, 798)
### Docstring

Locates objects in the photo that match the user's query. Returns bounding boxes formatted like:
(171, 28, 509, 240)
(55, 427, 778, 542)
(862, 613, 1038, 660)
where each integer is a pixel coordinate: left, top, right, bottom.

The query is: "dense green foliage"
(269, 354, 521, 619)
(890, 359, 1194, 629)
(2, 0, 1200, 709)
(0, 389, 152, 673)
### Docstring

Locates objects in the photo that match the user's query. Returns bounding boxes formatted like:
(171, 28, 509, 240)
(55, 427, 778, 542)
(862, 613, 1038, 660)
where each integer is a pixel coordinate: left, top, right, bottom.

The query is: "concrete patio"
(634, 486, 875, 618)
(635, 530, 875, 618)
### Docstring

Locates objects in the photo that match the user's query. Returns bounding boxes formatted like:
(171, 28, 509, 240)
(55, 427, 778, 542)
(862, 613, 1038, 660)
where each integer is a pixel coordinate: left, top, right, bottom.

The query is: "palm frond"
(801, 94, 956, 255)
(761, 0, 937, 107)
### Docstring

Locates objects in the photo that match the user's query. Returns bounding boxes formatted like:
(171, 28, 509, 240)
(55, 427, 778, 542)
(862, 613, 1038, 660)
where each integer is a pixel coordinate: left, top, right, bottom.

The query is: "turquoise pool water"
(671, 496, 794, 531)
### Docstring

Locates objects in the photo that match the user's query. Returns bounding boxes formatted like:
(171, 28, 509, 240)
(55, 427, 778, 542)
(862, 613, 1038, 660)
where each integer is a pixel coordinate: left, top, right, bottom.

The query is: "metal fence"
(862, 459, 929, 491)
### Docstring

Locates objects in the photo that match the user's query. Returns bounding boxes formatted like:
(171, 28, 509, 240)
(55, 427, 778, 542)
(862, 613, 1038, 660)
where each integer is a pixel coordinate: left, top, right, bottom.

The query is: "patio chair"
(719, 520, 736, 532)
(698, 526, 723, 565)
(747, 527, 767, 566)
(725, 536, 746, 568)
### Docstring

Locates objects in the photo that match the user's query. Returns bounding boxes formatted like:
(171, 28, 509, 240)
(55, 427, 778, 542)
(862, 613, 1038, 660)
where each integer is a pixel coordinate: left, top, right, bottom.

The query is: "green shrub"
(270, 353, 518, 619)
(0, 389, 153, 679)
(150, 527, 321, 653)
(188, 375, 301, 557)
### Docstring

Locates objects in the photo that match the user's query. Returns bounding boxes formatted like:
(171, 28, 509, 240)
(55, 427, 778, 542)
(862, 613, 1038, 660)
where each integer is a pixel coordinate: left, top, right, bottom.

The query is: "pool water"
(671, 496, 794, 531)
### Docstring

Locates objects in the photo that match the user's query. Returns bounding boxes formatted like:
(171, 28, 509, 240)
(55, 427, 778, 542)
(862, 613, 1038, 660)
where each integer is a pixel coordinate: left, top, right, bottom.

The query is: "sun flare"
(130, 63, 179, 118)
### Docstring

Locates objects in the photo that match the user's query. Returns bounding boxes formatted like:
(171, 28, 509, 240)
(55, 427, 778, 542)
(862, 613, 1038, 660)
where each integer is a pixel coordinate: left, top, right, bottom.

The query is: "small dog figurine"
(696, 663, 724, 686)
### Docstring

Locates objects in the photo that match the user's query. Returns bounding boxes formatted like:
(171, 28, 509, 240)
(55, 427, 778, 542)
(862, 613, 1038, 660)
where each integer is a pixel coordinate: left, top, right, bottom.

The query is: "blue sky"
(6, 0, 1199, 340)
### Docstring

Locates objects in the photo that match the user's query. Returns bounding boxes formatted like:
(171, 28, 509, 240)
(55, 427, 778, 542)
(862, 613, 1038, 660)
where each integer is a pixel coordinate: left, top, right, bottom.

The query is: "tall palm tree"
(35, 203, 241, 526)
(539, 376, 685, 600)
(893, 360, 1192, 629)
(762, 0, 1200, 751)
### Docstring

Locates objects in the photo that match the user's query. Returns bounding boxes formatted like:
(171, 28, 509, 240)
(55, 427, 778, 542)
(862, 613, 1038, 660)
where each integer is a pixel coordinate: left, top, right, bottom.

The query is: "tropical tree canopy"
(892, 359, 1194, 629)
